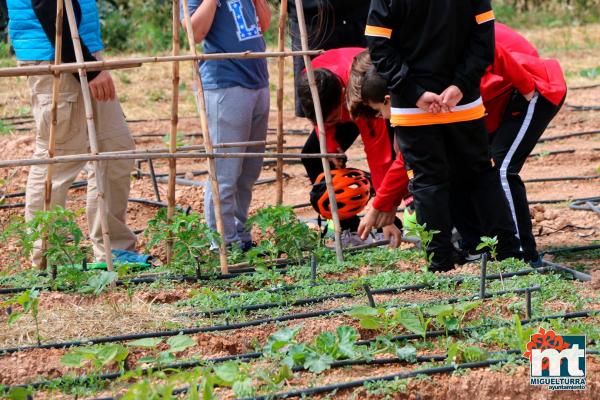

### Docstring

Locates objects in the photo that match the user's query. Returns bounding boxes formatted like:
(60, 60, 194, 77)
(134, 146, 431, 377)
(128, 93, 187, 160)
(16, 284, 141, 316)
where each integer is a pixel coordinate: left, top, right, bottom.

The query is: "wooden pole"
(180, 0, 228, 274)
(0, 50, 322, 78)
(40, 0, 65, 271)
(64, 0, 114, 275)
(167, 0, 180, 264)
(0, 151, 345, 169)
(293, 0, 344, 262)
(275, 0, 288, 205)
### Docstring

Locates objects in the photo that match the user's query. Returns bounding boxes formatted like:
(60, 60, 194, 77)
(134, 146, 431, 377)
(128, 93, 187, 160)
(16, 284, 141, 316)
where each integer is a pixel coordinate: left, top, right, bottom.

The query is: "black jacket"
(366, 0, 495, 108)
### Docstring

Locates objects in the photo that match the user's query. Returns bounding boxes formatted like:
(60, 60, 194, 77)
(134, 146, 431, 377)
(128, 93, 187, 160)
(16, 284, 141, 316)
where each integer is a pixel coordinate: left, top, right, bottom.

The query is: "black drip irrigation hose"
(569, 83, 600, 90)
(570, 200, 600, 217)
(178, 269, 542, 319)
(0, 278, 560, 355)
(92, 310, 598, 400)
(541, 244, 600, 256)
(537, 129, 600, 143)
(241, 351, 600, 400)
(0, 240, 390, 296)
(5, 310, 597, 394)
(523, 175, 600, 183)
(528, 195, 600, 205)
(567, 104, 600, 112)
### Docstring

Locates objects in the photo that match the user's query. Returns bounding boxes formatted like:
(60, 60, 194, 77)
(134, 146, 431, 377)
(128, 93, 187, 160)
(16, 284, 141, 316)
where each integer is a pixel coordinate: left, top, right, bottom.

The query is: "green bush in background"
(494, 0, 600, 27)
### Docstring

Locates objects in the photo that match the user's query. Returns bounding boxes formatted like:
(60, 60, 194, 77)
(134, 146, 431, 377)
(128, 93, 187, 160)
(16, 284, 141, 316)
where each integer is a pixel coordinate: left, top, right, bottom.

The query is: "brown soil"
(0, 25, 599, 398)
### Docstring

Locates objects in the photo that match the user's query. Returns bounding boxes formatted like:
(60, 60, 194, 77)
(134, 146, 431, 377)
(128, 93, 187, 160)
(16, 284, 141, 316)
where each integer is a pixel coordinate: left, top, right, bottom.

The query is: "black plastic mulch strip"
(537, 129, 600, 143)
(524, 175, 600, 183)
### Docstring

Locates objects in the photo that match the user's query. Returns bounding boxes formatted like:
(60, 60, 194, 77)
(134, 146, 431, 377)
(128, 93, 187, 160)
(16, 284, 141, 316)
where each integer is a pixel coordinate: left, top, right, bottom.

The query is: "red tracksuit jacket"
(482, 23, 567, 133)
(309, 48, 409, 212)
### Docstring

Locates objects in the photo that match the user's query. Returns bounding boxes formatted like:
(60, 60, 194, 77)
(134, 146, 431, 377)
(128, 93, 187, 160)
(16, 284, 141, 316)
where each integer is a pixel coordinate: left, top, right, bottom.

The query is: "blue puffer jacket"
(7, 0, 103, 61)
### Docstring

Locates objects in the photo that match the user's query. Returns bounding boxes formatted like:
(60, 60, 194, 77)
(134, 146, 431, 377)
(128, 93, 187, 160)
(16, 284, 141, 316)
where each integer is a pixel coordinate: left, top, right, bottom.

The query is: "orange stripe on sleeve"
(365, 25, 393, 39)
(475, 10, 495, 24)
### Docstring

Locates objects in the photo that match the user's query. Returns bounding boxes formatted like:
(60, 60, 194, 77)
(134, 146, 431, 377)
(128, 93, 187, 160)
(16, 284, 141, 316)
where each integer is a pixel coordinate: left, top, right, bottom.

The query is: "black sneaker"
(241, 241, 258, 253)
(428, 249, 466, 272)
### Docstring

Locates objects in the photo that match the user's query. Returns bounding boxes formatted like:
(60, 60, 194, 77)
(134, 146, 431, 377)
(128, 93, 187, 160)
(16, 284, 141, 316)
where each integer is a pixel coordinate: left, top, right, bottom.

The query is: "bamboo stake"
(0, 51, 322, 78)
(180, 0, 228, 274)
(0, 151, 344, 169)
(40, 0, 65, 272)
(64, 0, 114, 275)
(293, 0, 344, 262)
(167, 0, 181, 264)
(275, 0, 288, 205)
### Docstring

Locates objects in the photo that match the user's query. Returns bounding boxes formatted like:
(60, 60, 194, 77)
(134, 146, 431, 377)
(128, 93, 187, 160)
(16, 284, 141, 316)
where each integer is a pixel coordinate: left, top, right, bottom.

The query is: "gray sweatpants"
(204, 85, 270, 246)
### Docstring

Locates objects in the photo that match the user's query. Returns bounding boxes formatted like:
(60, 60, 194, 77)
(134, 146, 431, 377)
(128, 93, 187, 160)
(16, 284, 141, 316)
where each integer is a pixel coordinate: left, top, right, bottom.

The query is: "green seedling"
(3, 289, 42, 345)
(128, 333, 196, 367)
(264, 325, 369, 374)
(477, 236, 499, 261)
(145, 209, 220, 277)
(446, 340, 489, 364)
(424, 301, 481, 336)
(79, 270, 119, 296)
(406, 223, 440, 267)
(348, 306, 431, 339)
(61, 343, 129, 373)
(247, 206, 318, 262)
(1, 206, 85, 277)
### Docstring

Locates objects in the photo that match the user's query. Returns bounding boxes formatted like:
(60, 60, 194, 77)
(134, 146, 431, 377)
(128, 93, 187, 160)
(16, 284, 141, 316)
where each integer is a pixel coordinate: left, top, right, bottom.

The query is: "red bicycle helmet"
(310, 168, 371, 220)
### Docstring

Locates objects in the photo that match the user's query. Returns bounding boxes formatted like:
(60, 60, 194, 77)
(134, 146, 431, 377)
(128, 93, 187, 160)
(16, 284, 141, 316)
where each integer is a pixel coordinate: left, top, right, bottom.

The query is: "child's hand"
(331, 147, 347, 169)
(440, 85, 463, 110)
(383, 224, 402, 248)
(416, 92, 443, 113)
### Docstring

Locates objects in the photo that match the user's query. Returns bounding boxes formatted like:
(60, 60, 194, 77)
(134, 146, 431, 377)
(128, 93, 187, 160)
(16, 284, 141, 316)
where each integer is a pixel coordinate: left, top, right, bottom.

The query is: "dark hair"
(298, 68, 343, 124)
(347, 51, 388, 119)
(361, 67, 388, 104)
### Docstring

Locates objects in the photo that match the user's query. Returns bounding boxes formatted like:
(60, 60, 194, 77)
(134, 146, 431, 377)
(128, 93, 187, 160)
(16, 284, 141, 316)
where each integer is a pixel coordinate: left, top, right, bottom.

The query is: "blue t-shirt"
(184, 0, 269, 90)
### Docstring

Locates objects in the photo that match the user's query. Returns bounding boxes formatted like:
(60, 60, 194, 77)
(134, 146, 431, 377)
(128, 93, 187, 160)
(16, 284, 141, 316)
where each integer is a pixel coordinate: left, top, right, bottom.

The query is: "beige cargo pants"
(22, 61, 137, 266)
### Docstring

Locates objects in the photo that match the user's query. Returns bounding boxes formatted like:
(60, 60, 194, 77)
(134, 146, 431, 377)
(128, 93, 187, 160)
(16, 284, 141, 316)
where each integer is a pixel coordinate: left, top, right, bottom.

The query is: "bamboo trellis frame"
(40, 0, 65, 271)
(0, 0, 346, 272)
(64, 0, 114, 274)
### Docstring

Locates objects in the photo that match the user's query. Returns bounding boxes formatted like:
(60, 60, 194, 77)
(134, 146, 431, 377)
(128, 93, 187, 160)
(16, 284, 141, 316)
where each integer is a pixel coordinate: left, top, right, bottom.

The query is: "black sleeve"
(365, 0, 424, 106)
(451, 0, 495, 95)
(31, 0, 100, 81)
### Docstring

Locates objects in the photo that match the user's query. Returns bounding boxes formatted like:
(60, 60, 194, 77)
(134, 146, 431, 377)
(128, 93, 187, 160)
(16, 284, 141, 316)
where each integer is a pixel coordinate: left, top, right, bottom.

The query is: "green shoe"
(403, 207, 417, 232)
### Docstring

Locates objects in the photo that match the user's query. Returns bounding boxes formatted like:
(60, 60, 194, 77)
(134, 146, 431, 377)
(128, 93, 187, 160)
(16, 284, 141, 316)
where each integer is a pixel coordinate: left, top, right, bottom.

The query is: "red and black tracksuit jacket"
(307, 48, 409, 212)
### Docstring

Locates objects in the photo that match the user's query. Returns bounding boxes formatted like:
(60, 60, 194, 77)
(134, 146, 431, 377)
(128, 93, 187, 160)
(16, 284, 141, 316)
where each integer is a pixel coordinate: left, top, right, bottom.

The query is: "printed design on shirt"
(227, 0, 262, 41)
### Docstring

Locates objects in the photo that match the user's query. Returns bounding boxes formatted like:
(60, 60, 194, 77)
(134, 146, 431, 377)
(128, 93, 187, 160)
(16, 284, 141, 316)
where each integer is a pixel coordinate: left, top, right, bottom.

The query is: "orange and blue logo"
(524, 327, 586, 390)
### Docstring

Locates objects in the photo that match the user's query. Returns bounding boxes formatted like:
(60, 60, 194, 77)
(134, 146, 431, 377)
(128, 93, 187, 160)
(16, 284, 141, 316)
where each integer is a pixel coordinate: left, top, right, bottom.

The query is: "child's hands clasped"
(417, 85, 464, 114)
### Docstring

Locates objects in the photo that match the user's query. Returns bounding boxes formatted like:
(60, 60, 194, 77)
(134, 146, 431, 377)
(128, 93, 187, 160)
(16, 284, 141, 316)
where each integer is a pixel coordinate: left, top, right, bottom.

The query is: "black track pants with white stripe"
(491, 91, 565, 261)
